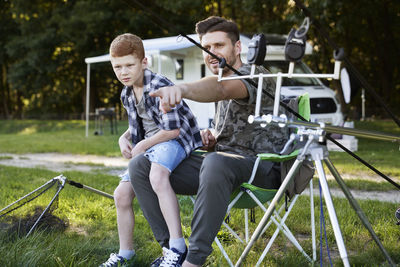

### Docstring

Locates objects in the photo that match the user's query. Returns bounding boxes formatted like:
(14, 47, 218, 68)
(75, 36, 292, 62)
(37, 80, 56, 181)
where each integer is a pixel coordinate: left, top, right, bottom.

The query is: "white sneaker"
(100, 253, 127, 267)
(159, 247, 187, 267)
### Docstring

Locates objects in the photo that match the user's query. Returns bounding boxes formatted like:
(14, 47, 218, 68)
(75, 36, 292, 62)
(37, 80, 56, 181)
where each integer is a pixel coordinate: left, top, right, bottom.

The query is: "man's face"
(201, 31, 241, 76)
(110, 54, 147, 87)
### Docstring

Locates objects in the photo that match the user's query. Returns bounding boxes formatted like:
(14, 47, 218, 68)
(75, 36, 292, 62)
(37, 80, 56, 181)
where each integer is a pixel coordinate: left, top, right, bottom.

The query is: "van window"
(310, 97, 337, 114)
(175, 59, 184, 80)
(263, 61, 320, 87)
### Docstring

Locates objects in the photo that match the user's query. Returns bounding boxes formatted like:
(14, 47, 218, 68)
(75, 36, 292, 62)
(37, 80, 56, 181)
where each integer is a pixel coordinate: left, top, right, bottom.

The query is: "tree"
(1, 0, 399, 120)
(0, 0, 19, 118)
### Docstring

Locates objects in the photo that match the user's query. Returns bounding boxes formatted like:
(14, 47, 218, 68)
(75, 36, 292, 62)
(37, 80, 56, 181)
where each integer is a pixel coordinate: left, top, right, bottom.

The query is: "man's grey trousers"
(129, 151, 281, 265)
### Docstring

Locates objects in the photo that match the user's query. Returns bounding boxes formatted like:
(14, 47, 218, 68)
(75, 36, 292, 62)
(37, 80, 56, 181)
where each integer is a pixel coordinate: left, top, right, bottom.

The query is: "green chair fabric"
(228, 93, 310, 211)
(231, 183, 277, 209)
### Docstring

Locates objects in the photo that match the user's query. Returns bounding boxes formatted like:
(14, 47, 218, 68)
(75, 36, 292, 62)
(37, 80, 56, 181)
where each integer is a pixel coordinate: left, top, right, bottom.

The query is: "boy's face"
(110, 54, 147, 87)
(201, 31, 241, 76)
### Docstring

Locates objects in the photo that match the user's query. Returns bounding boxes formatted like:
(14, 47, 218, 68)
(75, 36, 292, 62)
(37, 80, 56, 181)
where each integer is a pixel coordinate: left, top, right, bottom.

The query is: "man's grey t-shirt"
(212, 64, 289, 157)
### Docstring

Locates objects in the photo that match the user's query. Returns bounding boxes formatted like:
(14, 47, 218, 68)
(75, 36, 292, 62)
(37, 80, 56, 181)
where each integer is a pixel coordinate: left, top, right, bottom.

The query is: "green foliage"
(1, 1, 399, 119)
(0, 0, 207, 119)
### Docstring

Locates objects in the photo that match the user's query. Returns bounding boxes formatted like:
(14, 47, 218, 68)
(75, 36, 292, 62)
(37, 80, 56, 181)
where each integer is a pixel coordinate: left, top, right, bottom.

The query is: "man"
(130, 16, 289, 267)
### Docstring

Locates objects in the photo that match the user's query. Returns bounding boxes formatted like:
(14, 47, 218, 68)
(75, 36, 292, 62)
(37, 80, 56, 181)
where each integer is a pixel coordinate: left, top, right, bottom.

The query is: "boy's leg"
(149, 163, 182, 240)
(100, 180, 135, 266)
(114, 181, 135, 253)
(130, 153, 202, 248)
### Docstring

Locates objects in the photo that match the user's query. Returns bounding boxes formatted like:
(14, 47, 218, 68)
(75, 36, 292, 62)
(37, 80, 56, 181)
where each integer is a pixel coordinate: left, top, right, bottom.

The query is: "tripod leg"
(66, 179, 114, 199)
(0, 178, 57, 218)
(324, 158, 395, 267)
(314, 159, 350, 267)
(235, 158, 304, 267)
(26, 180, 65, 237)
(310, 179, 317, 262)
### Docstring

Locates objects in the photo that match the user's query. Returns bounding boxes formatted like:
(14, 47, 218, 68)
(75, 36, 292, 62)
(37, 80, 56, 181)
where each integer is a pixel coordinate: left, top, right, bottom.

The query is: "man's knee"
(128, 153, 151, 186)
(200, 152, 232, 186)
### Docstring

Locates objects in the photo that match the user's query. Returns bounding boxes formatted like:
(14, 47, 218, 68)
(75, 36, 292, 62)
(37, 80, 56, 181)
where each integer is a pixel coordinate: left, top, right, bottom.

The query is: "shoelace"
(159, 248, 180, 267)
(103, 253, 123, 267)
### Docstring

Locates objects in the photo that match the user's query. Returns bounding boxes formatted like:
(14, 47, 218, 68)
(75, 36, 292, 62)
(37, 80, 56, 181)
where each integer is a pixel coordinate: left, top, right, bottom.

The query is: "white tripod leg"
(314, 159, 350, 267)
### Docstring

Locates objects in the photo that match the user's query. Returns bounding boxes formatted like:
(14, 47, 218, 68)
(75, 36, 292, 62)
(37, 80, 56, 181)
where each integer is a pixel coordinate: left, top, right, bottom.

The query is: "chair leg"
(255, 195, 312, 266)
(246, 191, 313, 265)
(222, 220, 244, 244)
(260, 203, 285, 235)
(245, 209, 249, 243)
(214, 236, 234, 267)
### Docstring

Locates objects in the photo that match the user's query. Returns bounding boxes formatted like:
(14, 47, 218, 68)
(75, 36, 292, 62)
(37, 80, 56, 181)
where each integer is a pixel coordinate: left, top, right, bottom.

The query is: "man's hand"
(201, 129, 216, 151)
(149, 85, 182, 113)
(119, 135, 133, 159)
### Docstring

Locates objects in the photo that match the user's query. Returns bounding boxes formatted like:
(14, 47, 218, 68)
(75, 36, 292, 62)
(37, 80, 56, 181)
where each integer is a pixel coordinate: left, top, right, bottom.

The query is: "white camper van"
(84, 34, 343, 130)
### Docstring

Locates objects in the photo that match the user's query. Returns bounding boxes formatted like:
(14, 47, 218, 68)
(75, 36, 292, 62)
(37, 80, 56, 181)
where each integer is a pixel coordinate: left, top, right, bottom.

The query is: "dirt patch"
(1, 153, 399, 203)
(0, 153, 129, 176)
(302, 187, 400, 203)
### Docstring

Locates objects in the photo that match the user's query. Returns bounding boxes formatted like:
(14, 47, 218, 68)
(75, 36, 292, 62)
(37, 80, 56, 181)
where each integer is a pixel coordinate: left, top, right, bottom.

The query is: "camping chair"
(213, 93, 316, 266)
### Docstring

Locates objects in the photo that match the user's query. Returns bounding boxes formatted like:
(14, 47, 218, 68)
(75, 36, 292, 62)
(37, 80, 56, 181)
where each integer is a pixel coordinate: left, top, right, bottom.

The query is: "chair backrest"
(230, 93, 313, 208)
(298, 93, 311, 121)
(281, 92, 315, 199)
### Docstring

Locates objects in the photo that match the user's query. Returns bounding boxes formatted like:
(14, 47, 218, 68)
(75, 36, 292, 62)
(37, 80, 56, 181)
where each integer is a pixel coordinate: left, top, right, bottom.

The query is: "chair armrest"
(257, 150, 299, 162)
(192, 149, 208, 156)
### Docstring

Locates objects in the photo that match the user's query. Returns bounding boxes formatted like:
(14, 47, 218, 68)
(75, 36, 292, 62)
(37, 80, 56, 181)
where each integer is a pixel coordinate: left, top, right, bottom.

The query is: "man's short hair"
(109, 33, 145, 59)
(195, 16, 239, 44)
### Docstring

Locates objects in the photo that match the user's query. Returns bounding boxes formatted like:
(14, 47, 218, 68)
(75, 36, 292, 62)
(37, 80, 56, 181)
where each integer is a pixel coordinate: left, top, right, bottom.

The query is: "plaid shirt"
(120, 69, 202, 156)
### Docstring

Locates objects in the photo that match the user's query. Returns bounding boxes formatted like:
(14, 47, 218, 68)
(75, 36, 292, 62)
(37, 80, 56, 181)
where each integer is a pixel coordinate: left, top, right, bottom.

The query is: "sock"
(169, 237, 186, 253)
(118, 249, 135, 260)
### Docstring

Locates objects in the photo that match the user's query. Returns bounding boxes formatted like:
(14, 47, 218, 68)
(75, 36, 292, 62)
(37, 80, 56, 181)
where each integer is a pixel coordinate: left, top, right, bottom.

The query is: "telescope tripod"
(234, 127, 395, 267)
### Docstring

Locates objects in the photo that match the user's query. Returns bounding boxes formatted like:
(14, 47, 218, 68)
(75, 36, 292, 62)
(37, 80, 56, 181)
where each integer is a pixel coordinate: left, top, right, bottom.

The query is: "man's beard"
(209, 54, 236, 76)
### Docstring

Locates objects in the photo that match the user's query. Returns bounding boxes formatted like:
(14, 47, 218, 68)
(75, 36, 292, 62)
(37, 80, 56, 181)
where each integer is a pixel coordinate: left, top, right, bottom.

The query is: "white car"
(264, 60, 344, 126)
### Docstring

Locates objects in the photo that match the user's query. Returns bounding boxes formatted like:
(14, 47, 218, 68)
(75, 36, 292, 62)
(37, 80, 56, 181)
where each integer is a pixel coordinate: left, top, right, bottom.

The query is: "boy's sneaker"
(159, 247, 187, 267)
(150, 255, 163, 267)
(150, 247, 169, 267)
(100, 253, 127, 267)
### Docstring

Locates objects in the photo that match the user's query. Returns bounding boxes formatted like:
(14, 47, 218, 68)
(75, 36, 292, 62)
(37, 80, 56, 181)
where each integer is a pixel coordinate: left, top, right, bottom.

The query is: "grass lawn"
(0, 165, 399, 266)
(0, 119, 398, 191)
(0, 119, 399, 266)
(0, 120, 125, 156)
(328, 120, 400, 179)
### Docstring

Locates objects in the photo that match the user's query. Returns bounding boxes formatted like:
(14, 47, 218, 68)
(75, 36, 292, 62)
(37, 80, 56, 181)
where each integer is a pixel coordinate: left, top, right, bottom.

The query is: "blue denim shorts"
(119, 139, 186, 181)
(119, 169, 131, 182)
(144, 139, 187, 173)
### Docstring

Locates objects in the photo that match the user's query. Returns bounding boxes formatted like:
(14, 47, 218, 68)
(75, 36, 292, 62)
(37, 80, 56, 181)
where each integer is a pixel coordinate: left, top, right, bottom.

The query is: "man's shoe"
(159, 247, 187, 267)
(100, 253, 127, 267)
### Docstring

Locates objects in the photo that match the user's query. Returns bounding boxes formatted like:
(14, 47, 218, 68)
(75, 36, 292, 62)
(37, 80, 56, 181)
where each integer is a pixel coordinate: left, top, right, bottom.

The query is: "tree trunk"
(1, 64, 10, 119)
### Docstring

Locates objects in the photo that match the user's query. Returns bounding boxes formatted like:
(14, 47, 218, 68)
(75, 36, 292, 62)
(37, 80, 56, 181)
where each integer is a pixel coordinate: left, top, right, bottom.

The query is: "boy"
(100, 33, 202, 267)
